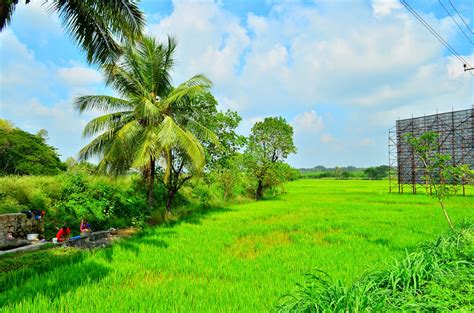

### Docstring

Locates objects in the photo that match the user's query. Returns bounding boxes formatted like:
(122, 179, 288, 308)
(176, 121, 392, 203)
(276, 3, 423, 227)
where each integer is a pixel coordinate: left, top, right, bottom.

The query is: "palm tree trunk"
(147, 157, 155, 208)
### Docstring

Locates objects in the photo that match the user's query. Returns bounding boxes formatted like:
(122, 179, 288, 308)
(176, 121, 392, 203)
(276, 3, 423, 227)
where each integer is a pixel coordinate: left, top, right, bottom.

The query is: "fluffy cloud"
(146, 0, 471, 166)
(147, 1, 249, 85)
(0, 30, 49, 98)
(2, 0, 472, 167)
(320, 133, 334, 144)
(372, 0, 403, 17)
(0, 31, 103, 160)
(147, 1, 469, 113)
(292, 111, 324, 134)
(57, 67, 103, 87)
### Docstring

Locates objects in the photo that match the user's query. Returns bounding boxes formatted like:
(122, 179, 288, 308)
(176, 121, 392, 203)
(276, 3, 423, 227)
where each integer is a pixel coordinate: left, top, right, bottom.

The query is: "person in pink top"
(80, 219, 92, 233)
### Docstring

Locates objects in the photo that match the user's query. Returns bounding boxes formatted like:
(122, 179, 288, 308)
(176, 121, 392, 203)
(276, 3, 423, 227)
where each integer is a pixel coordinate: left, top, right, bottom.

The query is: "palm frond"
(78, 129, 115, 161)
(186, 119, 220, 145)
(102, 62, 148, 98)
(131, 127, 163, 169)
(134, 98, 162, 125)
(157, 117, 205, 171)
(82, 111, 133, 138)
(161, 75, 212, 110)
(49, 0, 144, 64)
(74, 95, 133, 113)
(0, 0, 18, 30)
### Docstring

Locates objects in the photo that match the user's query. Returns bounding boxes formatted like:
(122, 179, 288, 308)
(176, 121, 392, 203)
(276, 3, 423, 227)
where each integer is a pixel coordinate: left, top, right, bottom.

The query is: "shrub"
(276, 224, 473, 312)
(0, 174, 150, 238)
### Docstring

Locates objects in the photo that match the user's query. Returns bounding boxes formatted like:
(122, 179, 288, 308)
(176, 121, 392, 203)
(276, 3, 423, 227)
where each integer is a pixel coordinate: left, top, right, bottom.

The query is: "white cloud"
(9, 1, 62, 44)
(0, 31, 103, 160)
(1, 97, 100, 159)
(0, 29, 53, 103)
(372, 0, 402, 18)
(147, 1, 249, 85)
(14, 1, 61, 31)
(292, 110, 324, 133)
(2, 0, 472, 167)
(320, 133, 334, 144)
(57, 66, 103, 87)
(237, 116, 265, 135)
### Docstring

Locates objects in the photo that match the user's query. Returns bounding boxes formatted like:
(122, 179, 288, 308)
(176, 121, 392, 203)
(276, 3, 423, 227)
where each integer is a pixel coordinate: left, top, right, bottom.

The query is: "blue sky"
(0, 0, 472, 168)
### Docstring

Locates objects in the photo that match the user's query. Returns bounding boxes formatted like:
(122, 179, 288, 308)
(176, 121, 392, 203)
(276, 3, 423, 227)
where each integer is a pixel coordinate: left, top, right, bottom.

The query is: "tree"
(364, 165, 389, 180)
(160, 92, 243, 210)
(245, 117, 297, 200)
(75, 36, 216, 210)
(404, 132, 471, 230)
(0, 120, 65, 175)
(1, 0, 144, 64)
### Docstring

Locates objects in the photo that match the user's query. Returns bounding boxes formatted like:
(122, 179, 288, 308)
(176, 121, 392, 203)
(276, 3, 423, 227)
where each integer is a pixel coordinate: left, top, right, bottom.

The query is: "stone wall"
(0, 213, 44, 248)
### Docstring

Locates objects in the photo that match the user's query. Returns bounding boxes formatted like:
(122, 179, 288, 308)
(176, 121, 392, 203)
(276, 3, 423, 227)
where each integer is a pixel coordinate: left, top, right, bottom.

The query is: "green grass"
(276, 224, 473, 311)
(1, 180, 472, 312)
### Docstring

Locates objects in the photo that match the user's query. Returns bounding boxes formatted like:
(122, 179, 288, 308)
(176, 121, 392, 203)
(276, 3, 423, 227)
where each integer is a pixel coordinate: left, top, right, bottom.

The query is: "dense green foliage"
(0, 120, 65, 176)
(299, 165, 390, 180)
(1, 0, 144, 64)
(76, 36, 219, 211)
(364, 165, 390, 180)
(277, 223, 473, 311)
(1, 180, 472, 311)
(0, 174, 148, 238)
(245, 117, 297, 199)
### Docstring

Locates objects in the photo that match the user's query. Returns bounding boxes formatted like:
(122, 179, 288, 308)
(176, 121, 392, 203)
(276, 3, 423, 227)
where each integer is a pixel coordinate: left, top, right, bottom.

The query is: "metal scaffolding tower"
(388, 108, 473, 195)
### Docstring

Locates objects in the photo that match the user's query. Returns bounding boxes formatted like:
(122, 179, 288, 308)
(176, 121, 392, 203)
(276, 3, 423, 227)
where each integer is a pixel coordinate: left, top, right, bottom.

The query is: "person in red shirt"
(56, 225, 71, 242)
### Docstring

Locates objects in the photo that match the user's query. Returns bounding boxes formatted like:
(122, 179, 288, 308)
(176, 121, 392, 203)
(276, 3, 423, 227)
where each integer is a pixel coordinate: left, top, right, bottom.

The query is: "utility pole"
(463, 64, 474, 72)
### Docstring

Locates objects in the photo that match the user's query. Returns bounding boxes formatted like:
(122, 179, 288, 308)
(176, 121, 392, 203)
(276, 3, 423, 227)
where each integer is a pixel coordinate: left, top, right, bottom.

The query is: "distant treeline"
(299, 165, 390, 180)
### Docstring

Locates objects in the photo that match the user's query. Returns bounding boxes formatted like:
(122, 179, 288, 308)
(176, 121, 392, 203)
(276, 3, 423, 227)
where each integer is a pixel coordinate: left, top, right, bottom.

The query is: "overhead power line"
(449, 0, 473, 34)
(400, 0, 472, 69)
(439, 0, 473, 44)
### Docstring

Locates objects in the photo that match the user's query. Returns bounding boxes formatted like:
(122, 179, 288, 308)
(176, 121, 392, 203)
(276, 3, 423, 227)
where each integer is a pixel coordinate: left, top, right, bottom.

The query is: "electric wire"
(400, 0, 472, 69)
(439, 0, 473, 44)
(449, 0, 473, 34)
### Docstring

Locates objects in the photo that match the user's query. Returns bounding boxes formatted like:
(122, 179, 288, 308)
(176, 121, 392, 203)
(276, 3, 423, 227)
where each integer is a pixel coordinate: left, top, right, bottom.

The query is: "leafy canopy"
(245, 117, 296, 199)
(0, 120, 65, 175)
(246, 116, 297, 165)
(76, 36, 216, 184)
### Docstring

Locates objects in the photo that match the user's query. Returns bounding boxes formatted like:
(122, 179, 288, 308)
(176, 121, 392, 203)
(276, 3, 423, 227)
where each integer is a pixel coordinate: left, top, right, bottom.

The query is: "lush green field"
(1, 180, 472, 312)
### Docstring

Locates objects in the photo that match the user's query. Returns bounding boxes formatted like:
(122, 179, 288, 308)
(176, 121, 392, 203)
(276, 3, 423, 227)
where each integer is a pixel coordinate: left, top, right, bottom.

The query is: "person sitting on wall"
(80, 219, 92, 236)
(56, 225, 71, 242)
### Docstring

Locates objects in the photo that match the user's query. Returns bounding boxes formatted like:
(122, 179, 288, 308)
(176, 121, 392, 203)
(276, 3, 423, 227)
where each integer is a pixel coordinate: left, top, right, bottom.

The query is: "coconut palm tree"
(1, 0, 144, 64)
(75, 36, 217, 209)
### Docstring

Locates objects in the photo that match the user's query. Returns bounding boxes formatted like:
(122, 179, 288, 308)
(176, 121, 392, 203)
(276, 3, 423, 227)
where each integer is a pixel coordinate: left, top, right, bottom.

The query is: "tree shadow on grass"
(164, 205, 234, 227)
(102, 205, 234, 260)
(0, 260, 109, 308)
(100, 235, 170, 262)
(0, 247, 85, 294)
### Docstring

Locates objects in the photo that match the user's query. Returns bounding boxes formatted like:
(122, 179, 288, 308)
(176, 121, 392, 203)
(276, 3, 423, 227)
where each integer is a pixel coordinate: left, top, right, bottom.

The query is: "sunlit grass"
(1, 180, 472, 312)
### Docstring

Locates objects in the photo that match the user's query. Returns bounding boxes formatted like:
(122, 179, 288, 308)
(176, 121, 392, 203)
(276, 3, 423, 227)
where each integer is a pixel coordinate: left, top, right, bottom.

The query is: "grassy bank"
(1, 180, 472, 311)
(277, 223, 473, 311)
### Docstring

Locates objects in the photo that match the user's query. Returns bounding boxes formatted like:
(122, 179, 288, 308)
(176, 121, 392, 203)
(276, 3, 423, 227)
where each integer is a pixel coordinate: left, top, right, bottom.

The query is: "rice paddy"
(1, 180, 472, 312)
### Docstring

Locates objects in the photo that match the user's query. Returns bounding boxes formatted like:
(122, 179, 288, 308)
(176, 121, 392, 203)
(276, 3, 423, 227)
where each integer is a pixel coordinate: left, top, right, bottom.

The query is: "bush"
(276, 224, 473, 312)
(0, 174, 150, 238)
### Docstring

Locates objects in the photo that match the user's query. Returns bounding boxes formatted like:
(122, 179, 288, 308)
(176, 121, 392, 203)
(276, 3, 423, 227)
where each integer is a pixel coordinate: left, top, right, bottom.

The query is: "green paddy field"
(1, 180, 472, 312)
